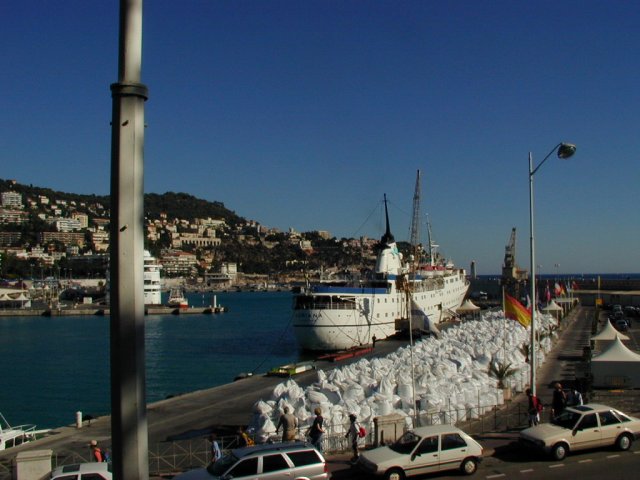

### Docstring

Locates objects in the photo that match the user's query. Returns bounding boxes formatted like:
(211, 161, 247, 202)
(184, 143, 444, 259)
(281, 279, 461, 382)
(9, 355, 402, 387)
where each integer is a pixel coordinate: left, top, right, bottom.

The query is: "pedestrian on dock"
(551, 382, 567, 419)
(346, 413, 359, 462)
(238, 427, 254, 447)
(526, 388, 543, 426)
(209, 433, 221, 464)
(276, 406, 298, 442)
(89, 440, 103, 462)
(308, 407, 325, 452)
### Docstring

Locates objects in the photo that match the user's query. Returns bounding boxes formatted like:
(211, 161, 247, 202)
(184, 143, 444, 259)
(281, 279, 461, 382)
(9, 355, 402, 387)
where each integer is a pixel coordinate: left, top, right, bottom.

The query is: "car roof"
(232, 441, 320, 459)
(566, 403, 620, 413)
(411, 425, 466, 436)
(51, 462, 111, 475)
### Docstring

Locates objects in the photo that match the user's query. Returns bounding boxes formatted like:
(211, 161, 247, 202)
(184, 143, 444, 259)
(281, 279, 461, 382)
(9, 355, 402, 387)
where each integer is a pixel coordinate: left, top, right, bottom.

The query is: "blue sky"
(2, 1, 638, 275)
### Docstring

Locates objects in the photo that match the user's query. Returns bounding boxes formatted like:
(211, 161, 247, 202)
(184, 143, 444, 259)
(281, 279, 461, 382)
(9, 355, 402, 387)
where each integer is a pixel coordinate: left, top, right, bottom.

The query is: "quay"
(0, 306, 227, 317)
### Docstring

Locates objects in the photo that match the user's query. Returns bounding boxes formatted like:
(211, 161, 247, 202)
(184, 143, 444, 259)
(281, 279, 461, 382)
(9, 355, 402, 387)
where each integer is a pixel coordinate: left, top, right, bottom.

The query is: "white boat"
(0, 412, 43, 451)
(167, 287, 188, 309)
(292, 196, 469, 351)
(144, 250, 163, 306)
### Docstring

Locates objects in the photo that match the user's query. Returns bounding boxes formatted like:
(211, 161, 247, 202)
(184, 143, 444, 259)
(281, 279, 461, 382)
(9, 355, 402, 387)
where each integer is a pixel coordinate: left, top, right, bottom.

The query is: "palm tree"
(488, 360, 519, 389)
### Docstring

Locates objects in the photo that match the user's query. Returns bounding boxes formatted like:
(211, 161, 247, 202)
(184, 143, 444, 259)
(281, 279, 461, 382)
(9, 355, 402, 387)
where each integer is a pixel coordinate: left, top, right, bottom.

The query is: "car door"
(598, 410, 625, 447)
(260, 453, 294, 479)
(438, 432, 471, 473)
(406, 435, 440, 476)
(570, 413, 601, 451)
(225, 456, 259, 479)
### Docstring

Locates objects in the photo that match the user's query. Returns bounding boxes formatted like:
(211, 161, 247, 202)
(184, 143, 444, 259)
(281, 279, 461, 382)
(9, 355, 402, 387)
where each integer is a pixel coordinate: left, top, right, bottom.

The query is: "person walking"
(345, 413, 359, 462)
(526, 388, 543, 426)
(308, 407, 325, 451)
(89, 440, 103, 462)
(276, 406, 298, 442)
(209, 433, 222, 464)
(551, 382, 567, 419)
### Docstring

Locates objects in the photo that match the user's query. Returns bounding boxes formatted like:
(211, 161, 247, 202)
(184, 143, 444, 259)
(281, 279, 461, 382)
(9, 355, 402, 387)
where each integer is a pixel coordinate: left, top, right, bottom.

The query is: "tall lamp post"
(529, 142, 576, 396)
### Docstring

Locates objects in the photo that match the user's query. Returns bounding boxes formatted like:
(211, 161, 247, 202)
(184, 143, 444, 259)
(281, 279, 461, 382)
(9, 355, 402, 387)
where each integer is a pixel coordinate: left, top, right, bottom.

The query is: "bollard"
(76, 411, 82, 429)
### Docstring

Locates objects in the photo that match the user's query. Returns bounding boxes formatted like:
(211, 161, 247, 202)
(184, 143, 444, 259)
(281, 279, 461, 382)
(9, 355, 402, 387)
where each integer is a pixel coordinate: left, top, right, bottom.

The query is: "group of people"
(527, 382, 584, 426)
(276, 406, 326, 452)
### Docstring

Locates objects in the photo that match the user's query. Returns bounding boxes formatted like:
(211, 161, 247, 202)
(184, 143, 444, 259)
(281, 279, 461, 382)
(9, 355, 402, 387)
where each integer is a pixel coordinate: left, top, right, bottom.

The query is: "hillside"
(0, 179, 242, 224)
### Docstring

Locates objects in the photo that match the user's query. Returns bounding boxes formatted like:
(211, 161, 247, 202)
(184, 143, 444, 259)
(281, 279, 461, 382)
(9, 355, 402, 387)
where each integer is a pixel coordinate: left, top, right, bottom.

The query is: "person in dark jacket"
(551, 382, 567, 419)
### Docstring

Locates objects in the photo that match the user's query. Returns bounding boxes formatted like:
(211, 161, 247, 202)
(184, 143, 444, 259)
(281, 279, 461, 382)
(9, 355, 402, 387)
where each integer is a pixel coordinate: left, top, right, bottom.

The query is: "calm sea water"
(0, 291, 300, 430)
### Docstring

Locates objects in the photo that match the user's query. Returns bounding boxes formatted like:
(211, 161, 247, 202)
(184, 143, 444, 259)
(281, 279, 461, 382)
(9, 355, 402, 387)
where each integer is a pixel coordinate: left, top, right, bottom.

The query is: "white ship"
(143, 250, 163, 306)
(293, 196, 469, 351)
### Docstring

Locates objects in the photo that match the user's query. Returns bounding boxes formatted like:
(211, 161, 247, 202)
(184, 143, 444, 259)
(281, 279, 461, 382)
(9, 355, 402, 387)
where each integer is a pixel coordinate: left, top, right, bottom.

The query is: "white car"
(357, 424, 484, 479)
(519, 403, 640, 460)
(173, 442, 328, 480)
(50, 462, 112, 479)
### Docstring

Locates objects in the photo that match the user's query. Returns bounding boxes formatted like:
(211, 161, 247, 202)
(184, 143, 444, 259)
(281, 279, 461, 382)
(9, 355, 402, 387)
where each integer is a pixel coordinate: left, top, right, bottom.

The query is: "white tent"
(591, 319, 629, 342)
(591, 337, 640, 388)
(542, 300, 563, 312)
(457, 299, 480, 313)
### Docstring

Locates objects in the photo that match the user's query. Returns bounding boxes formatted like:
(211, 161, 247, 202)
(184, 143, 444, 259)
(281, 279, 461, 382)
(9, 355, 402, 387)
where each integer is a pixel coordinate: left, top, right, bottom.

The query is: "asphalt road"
(327, 439, 640, 479)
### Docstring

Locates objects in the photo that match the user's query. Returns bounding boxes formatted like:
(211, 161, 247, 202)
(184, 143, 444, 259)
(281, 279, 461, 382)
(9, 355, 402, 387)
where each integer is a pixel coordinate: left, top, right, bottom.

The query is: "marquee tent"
(591, 319, 629, 342)
(591, 337, 640, 388)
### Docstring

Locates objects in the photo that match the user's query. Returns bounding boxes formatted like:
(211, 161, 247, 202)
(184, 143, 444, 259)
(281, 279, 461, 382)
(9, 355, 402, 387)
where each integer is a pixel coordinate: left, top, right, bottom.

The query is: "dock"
(0, 306, 227, 317)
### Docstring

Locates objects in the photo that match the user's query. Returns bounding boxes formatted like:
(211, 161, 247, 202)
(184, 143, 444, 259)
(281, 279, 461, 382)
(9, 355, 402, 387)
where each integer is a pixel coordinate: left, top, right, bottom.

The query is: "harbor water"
(0, 291, 300, 430)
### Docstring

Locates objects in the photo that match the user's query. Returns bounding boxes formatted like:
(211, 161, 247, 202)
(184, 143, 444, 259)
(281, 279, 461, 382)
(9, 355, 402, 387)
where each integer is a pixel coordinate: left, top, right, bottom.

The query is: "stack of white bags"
(247, 311, 557, 442)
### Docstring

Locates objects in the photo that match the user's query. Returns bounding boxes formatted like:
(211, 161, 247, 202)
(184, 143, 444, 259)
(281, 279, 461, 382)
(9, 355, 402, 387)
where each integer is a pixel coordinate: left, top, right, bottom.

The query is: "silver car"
(173, 442, 328, 480)
(357, 424, 484, 479)
(519, 403, 640, 460)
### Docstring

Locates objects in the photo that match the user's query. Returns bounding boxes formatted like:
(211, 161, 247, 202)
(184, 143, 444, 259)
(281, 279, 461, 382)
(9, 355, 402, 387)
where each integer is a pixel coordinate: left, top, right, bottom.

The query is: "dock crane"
(501, 228, 528, 298)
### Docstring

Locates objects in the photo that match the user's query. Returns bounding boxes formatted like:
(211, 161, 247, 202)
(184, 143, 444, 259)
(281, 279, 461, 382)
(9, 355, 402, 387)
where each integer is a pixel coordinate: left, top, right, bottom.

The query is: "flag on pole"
(504, 293, 531, 327)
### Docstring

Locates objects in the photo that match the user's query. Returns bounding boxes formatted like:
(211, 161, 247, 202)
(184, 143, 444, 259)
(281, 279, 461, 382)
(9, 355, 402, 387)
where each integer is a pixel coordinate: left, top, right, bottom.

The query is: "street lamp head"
(557, 143, 576, 159)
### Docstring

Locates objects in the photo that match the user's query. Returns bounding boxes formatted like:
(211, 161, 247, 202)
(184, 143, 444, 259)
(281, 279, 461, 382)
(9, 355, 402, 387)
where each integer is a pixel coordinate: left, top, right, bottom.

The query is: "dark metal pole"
(110, 0, 148, 478)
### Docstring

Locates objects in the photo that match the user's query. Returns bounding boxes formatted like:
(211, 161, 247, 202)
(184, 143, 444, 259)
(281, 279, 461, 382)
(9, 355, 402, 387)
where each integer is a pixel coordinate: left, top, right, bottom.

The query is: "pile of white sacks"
(247, 311, 558, 443)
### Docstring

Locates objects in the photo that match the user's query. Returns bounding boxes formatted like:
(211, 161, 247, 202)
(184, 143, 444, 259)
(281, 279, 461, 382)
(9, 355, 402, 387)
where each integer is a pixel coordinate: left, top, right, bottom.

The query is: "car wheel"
(616, 433, 633, 451)
(384, 467, 405, 480)
(551, 443, 568, 461)
(460, 457, 478, 475)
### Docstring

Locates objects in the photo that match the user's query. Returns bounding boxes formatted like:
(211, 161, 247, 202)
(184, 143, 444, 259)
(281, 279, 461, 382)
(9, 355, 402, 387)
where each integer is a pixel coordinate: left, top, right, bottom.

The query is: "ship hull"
(293, 271, 469, 351)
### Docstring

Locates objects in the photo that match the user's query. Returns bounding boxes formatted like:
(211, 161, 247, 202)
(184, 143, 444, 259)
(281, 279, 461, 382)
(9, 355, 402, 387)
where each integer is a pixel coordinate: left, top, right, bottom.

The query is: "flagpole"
(502, 287, 506, 362)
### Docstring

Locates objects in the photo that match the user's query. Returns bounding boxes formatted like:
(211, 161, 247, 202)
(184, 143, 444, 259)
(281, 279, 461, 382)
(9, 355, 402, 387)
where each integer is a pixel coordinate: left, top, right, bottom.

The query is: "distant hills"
(0, 178, 243, 225)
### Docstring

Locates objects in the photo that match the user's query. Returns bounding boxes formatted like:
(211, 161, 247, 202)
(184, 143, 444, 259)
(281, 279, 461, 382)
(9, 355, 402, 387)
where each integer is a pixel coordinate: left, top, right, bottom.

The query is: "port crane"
(501, 228, 528, 298)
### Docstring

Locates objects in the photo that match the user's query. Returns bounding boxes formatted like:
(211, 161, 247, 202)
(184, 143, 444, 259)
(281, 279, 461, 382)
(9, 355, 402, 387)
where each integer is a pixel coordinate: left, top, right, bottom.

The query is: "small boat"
(0, 412, 44, 451)
(167, 287, 188, 309)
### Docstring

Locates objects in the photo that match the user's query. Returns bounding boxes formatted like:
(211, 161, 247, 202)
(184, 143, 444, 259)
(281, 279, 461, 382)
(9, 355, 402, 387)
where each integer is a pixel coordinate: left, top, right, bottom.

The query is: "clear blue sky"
(2, 1, 638, 275)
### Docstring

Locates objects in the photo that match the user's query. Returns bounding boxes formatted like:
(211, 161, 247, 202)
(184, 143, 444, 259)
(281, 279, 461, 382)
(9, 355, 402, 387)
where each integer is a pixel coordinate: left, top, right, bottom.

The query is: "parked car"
(357, 424, 483, 479)
(173, 441, 328, 480)
(519, 403, 640, 460)
(615, 319, 629, 331)
(50, 462, 112, 480)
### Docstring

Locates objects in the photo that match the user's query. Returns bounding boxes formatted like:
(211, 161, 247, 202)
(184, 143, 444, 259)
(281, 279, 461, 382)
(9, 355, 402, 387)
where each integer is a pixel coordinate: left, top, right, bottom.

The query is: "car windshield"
(552, 410, 582, 429)
(389, 431, 421, 454)
(206, 453, 239, 476)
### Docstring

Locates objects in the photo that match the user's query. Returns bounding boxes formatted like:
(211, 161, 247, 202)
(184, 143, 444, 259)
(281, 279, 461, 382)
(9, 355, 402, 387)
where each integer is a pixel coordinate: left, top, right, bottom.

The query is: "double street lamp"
(529, 142, 576, 396)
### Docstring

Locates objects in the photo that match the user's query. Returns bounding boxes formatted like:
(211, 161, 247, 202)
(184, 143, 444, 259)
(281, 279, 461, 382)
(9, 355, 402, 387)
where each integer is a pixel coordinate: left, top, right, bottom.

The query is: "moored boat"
(167, 287, 188, 309)
(0, 412, 47, 451)
(292, 195, 468, 351)
(144, 250, 163, 306)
